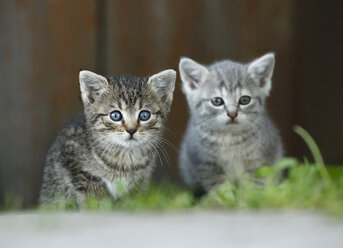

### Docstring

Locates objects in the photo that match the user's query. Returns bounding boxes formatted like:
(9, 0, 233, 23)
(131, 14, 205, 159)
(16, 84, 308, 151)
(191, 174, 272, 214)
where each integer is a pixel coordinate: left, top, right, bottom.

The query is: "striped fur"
(179, 53, 283, 192)
(40, 70, 176, 205)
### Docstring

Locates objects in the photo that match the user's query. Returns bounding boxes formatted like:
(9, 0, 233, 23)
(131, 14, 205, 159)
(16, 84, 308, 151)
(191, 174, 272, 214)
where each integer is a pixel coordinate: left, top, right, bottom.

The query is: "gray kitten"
(179, 53, 283, 193)
(40, 69, 176, 205)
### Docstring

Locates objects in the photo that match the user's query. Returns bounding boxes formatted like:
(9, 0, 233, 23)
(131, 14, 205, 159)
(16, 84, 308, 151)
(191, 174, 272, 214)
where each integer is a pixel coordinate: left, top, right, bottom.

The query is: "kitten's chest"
(212, 131, 262, 165)
(85, 148, 154, 181)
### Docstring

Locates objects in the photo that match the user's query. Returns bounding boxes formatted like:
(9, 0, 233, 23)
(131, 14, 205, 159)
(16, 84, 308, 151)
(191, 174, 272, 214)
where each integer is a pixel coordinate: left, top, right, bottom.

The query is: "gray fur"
(179, 53, 283, 192)
(40, 69, 176, 205)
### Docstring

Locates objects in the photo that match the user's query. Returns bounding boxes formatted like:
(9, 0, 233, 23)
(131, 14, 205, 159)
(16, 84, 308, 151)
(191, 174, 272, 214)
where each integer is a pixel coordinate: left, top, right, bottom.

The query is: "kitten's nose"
(126, 128, 137, 136)
(228, 112, 238, 120)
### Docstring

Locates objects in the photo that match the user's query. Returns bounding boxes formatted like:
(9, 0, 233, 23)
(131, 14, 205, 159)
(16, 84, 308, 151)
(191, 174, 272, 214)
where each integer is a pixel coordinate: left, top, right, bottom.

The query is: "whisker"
(146, 137, 172, 169)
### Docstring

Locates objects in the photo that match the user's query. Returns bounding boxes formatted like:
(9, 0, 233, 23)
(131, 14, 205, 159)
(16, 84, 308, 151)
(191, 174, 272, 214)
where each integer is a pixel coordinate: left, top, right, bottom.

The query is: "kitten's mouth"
(227, 120, 238, 125)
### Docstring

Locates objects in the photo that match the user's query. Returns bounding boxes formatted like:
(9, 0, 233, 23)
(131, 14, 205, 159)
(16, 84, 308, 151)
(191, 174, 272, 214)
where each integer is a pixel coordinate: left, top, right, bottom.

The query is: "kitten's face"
(79, 70, 176, 149)
(179, 53, 275, 132)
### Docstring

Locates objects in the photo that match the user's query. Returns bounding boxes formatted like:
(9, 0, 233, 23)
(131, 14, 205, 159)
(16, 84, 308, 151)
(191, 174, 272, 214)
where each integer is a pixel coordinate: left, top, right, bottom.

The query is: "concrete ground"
(1, 211, 343, 248)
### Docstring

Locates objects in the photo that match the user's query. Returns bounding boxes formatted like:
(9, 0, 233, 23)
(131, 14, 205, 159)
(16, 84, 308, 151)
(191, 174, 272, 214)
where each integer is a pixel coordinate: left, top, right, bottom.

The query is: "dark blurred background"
(0, 0, 342, 207)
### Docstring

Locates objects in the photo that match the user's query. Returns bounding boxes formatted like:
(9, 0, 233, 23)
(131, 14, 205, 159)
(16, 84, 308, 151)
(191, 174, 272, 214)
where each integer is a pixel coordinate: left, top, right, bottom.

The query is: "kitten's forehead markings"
(217, 79, 225, 89)
(138, 98, 143, 109)
(126, 102, 142, 122)
(213, 69, 232, 95)
(134, 100, 141, 110)
(233, 81, 242, 93)
(120, 100, 127, 110)
(212, 68, 225, 86)
(116, 100, 122, 110)
(110, 101, 120, 110)
(219, 86, 225, 97)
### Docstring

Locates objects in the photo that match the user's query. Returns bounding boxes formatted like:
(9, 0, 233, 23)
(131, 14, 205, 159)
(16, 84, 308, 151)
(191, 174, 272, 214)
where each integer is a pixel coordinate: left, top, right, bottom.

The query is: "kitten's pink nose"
(126, 128, 137, 136)
(228, 112, 238, 120)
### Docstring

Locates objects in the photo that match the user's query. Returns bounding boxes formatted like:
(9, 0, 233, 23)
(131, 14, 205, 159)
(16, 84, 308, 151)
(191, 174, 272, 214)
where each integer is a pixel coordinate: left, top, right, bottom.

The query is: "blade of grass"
(293, 125, 332, 185)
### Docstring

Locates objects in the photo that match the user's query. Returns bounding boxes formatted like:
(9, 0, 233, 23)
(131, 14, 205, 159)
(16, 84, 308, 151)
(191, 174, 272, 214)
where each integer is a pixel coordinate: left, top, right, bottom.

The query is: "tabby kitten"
(40, 69, 176, 204)
(179, 53, 283, 192)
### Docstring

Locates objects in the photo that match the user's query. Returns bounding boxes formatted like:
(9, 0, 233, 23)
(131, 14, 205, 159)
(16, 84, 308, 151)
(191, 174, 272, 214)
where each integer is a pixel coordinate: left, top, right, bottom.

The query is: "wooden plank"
(0, 0, 97, 206)
(292, 0, 343, 162)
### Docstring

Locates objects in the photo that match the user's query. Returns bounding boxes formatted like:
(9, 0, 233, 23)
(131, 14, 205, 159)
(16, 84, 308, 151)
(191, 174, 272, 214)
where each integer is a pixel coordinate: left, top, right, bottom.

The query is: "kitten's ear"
(79, 70, 108, 104)
(179, 57, 209, 93)
(247, 53, 275, 95)
(147, 69, 176, 96)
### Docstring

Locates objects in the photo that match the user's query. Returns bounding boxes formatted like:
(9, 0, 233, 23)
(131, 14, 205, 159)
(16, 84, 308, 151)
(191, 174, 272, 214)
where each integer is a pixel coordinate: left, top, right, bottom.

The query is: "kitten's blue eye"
(211, 97, 224, 106)
(110, 111, 122, 121)
(139, 111, 151, 121)
(239, 96, 251, 105)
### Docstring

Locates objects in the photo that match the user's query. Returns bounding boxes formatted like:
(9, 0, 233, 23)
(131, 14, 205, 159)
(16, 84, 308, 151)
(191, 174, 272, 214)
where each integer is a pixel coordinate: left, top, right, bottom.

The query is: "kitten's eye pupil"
(211, 97, 224, 106)
(239, 96, 251, 105)
(110, 111, 122, 121)
(139, 110, 151, 121)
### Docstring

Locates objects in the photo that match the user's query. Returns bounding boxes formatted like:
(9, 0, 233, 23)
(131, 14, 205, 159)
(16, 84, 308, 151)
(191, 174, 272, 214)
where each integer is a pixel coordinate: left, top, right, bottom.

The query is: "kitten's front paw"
(103, 178, 130, 200)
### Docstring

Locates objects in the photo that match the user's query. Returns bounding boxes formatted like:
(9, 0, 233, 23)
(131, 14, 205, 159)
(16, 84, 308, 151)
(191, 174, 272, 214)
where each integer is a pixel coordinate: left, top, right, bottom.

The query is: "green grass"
(200, 161, 343, 215)
(4, 126, 343, 215)
(38, 162, 343, 215)
(40, 182, 195, 211)
(196, 126, 343, 215)
(37, 125, 343, 215)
